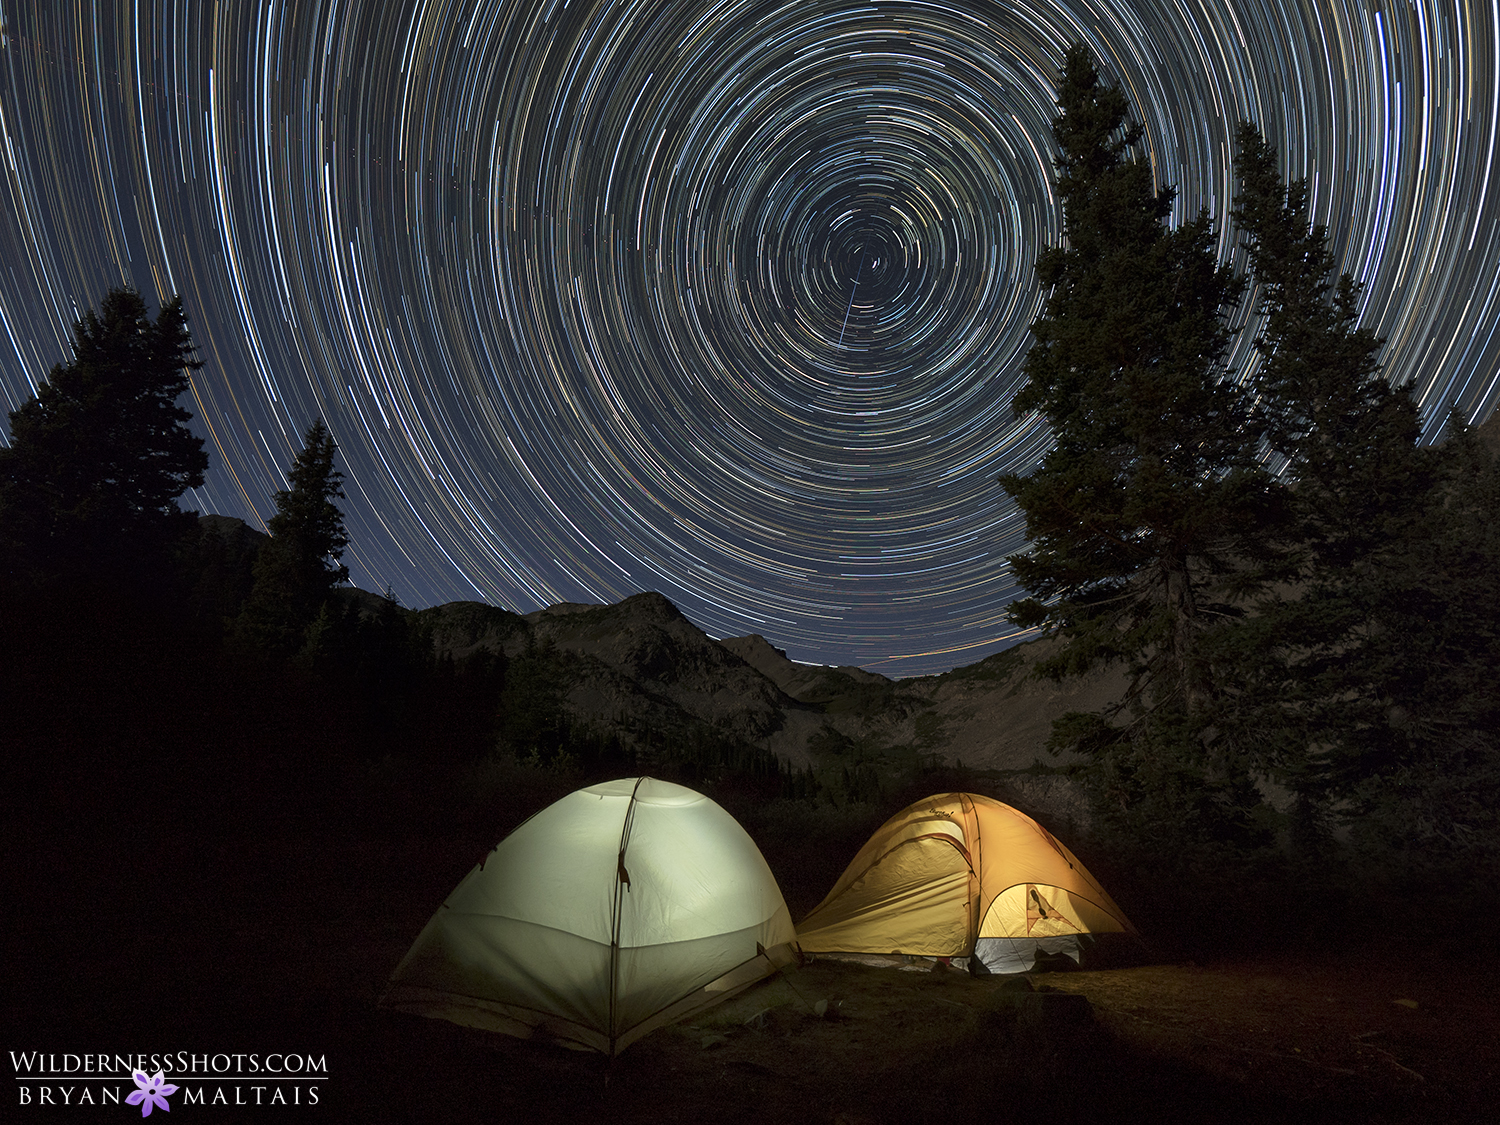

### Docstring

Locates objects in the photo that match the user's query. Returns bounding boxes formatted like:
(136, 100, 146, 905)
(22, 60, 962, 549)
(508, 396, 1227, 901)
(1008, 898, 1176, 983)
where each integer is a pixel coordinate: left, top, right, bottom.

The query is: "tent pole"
(608, 777, 648, 1056)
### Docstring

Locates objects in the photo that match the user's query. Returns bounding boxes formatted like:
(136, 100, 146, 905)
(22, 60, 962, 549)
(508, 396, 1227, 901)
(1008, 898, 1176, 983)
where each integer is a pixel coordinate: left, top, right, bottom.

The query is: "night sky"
(0, 1, 1496, 677)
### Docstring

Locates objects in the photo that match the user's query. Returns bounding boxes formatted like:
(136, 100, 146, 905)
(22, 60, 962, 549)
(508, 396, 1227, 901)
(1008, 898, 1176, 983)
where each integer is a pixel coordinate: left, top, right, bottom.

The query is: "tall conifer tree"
(1225, 128, 1498, 887)
(237, 418, 350, 653)
(0, 287, 207, 587)
(1000, 47, 1270, 753)
(1232, 123, 1430, 570)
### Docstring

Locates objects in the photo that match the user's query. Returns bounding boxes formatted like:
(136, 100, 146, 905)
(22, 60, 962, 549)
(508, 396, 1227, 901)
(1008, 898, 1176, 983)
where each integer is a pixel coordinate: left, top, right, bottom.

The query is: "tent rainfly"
(380, 777, 796, 1054)
(795, 793, 1136, 974)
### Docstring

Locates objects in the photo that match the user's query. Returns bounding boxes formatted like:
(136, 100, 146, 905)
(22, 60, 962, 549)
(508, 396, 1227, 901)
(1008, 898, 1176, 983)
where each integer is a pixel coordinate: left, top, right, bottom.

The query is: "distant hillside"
(417, 593, 826, 767)
(414, 590, 1128, 821)
(195, 512, 1128, 810)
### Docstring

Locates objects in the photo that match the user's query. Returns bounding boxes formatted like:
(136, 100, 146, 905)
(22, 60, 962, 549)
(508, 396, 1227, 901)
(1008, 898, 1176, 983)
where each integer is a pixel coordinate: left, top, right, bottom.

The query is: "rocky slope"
(416, 590, 1129, 789)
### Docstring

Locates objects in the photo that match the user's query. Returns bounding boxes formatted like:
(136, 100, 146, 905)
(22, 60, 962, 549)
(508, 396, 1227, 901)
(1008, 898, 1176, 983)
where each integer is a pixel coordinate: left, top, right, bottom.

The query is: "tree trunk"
(1163, 557, 1200, 714)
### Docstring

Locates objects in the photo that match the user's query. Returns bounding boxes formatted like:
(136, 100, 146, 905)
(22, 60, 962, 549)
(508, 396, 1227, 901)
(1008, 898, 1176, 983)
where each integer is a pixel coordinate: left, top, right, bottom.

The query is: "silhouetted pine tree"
(237, 418, 350, 653)
(1217, 128, 1444, 782)
(1153, 125, 1500, 920)
(1232, 122, 1433, 571)
(0, 287, 207, 590)
(1201, 125, 1431, 789)
(1336, 418, 1500, 875)
(1223, 414, 1500, 901)
(999, 46, 1274, 804)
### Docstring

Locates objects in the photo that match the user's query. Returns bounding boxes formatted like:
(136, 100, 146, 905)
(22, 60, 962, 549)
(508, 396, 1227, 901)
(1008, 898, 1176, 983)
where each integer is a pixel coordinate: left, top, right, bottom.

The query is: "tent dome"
(794, 792, 1135, 974)
(381, 777, 795, 1054)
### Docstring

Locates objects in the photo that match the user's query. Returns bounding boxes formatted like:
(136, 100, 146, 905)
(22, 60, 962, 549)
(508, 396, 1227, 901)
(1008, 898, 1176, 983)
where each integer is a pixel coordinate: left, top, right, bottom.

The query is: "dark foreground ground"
(7, 804, 1499, 1125)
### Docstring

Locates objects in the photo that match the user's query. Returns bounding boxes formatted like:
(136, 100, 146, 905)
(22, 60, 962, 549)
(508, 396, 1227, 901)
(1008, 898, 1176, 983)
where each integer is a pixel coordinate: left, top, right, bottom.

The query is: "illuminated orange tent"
(795, 793, 1136, 974)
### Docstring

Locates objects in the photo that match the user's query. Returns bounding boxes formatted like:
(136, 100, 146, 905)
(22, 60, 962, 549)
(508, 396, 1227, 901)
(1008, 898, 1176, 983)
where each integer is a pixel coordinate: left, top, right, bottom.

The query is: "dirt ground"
(1041, 950, 1500, 1107)
(447, 949, 1500, 1125)
(7, 827, 1499, 1124)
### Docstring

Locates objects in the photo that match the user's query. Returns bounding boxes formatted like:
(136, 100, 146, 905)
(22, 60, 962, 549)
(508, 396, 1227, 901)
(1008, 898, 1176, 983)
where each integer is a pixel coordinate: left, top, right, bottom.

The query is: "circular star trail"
(0, 0, 1497, 677)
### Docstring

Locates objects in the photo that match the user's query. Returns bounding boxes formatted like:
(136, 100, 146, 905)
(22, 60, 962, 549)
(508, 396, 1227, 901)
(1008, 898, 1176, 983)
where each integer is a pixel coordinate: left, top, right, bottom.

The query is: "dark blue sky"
(1, 0, 1496, 676)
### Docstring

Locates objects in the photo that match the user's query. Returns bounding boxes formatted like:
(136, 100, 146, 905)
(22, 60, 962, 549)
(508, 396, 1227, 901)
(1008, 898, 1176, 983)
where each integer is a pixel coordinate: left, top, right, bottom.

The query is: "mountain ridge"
(413, 589, 1127, 823)
(194, 514, 1123, 821)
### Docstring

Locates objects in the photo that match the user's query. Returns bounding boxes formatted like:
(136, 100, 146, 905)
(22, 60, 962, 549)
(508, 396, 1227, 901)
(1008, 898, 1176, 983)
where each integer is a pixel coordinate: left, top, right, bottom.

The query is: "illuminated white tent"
(381, 777, 796, 1055)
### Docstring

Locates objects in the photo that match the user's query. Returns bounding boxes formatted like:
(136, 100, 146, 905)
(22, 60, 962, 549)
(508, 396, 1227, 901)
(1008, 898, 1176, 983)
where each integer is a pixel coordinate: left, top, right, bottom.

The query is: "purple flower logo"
(125, 1070, 179, 1117)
